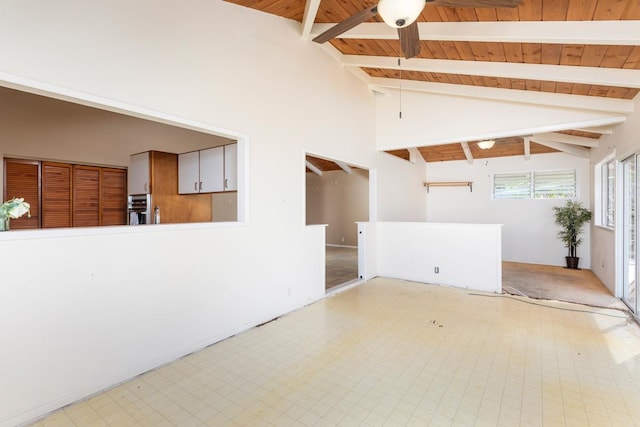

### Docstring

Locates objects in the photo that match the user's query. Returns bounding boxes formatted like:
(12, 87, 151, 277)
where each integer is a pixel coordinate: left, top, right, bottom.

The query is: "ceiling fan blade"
(429, 0, 521, 7)
(398, 21, 420, 59)
(312, 5, 378, 44)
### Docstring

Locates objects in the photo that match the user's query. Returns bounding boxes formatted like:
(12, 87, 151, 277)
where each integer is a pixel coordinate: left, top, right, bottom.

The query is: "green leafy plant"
(0, 197, 31, 221)
(553, 200, 592, 258)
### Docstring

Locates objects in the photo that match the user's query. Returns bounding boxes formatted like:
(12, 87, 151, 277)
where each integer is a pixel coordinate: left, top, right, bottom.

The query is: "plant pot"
(566, 256, 580, 269)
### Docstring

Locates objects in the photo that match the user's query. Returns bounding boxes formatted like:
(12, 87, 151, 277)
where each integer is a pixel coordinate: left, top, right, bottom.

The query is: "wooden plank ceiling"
(306, 155, 358, 173)
(226, 0, 639, 162)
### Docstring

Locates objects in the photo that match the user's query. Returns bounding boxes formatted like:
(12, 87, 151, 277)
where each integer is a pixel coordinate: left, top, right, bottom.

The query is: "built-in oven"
(128, 194, 152, 225)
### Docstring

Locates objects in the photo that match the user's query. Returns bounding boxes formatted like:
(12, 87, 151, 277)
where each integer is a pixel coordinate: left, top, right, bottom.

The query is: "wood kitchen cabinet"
(71, 165, 128, 227)
(131, 151, 212, 223)
(178, 143, 237, 194)
(101, 168, 127, 226)
(73, 165, 100, 227)
(4, 158, 126, 229)
(42, 162, 72, 228)
(3, 159, 40, 229)
(129, 150, 184, 198)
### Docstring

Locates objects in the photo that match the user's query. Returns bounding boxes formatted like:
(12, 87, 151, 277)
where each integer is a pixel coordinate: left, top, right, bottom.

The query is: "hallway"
(325, 246, 358, 290)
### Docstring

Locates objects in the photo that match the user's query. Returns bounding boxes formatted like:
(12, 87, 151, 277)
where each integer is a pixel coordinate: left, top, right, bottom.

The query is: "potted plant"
(0, 197, 31, 231)
(553, 200, 592, 269)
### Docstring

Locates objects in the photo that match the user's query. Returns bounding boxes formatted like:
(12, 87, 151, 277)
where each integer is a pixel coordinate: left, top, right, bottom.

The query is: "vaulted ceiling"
(226, 0, 639, 162)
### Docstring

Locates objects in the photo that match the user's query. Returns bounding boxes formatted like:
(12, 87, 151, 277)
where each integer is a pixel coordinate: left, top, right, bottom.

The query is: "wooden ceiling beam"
(369, 77, 633, 114)
(533, 132, 600, 148)
(310, 21, 640, 45)
(301, 0, 322, 40)
(344, 55, 640, 89)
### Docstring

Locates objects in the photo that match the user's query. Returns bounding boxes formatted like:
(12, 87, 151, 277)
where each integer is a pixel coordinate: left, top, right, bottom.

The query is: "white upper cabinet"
(128, 152, 150, 195)
(224, 143, 237, 192)
(178, 151, 200, 194)
(178, 144, 236, 194)
(199, 147, 224, 193)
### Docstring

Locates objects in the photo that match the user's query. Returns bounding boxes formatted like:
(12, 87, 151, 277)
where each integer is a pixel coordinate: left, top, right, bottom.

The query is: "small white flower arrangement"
(0, 198, 31, 230)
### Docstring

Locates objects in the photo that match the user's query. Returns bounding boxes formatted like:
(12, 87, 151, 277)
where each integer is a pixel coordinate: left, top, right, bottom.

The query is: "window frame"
(492, 171, 532, 200)
(595, 155, 615, 229)
(492, 169, 577, 200)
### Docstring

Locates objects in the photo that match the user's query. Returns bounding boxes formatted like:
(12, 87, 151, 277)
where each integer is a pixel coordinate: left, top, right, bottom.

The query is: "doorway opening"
(305, 154, 369, 291)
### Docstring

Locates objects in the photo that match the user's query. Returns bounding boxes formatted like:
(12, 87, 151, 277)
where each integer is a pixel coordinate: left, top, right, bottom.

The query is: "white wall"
(425, 152, 592, 267)
(590, 96, 640, 294)
(376, 152, 428, 221)
(0, 1, 427, 426)
(306, 169, 369, 246)
(375, 89, 626, 150)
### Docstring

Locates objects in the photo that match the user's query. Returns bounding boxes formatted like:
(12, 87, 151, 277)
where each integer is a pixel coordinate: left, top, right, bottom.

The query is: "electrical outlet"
(434, 267, 439, 274)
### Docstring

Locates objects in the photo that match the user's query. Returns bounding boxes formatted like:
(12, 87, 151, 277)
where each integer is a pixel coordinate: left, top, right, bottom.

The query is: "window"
(596, 158, 615, 228)
(493, 172, 531, 199)
(493, 169, 576, 200)
(533, 170, 576, 199)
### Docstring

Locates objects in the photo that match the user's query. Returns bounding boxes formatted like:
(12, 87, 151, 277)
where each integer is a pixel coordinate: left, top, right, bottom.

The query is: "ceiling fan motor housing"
(377, 0, 426, 29)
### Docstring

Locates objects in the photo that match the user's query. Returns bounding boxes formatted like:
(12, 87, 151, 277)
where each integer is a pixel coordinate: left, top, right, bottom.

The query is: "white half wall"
(358, 221, 378, 280)
(425, 152, 592, 267)
(0, 223, 325, 427)
(368, 221, 502, 293)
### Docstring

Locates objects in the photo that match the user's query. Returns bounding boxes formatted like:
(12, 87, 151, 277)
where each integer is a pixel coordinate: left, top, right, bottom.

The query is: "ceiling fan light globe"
(477, 140, 496, 149)
(377, 0, 425, 29)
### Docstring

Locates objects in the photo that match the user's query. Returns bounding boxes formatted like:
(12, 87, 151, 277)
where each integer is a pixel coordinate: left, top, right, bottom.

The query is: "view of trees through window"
(493, 170, 577, 200)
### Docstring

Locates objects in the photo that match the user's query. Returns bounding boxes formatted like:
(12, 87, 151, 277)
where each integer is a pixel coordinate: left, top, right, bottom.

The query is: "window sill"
(0, 221, 246, 241)
(595, 224, 614, 232)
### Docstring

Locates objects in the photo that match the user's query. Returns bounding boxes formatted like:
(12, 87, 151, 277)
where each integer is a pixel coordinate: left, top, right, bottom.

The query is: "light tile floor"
(31, 278, 640, 426)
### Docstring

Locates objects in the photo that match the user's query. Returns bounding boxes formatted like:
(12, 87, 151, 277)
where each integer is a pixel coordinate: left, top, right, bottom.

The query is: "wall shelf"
(423, 181, 473, 193)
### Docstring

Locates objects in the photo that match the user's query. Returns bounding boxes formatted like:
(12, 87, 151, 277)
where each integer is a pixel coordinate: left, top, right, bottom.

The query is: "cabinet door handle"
(194, 182, 198, 191)
(224, 178, 228, 189)
(144, 183, 148, 193)
(199, 181, 203, 191)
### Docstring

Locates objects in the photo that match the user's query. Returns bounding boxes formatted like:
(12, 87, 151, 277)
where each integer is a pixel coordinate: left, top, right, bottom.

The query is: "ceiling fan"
(313, 0, 522, 59)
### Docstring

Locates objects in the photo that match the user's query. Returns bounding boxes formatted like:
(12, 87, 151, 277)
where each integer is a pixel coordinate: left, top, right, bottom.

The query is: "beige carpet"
(502, 261, 627, 311)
